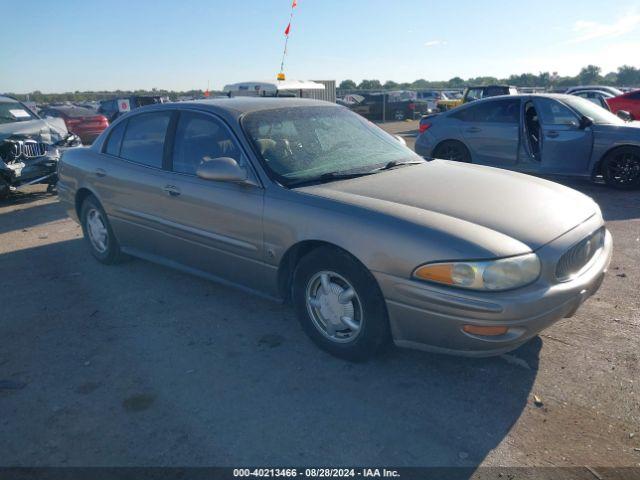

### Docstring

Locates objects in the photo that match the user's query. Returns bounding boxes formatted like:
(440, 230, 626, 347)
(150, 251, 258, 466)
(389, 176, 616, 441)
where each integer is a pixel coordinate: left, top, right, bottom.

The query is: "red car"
(606, 89, 640, 120)
(39, 106, 109, 144)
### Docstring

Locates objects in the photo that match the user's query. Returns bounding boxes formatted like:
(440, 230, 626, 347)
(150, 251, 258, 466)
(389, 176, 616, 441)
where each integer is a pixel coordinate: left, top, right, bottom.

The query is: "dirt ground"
(0, 123, 639, 469)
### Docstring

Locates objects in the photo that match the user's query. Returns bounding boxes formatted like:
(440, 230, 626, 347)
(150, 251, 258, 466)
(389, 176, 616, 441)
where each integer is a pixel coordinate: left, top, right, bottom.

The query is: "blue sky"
(1, 0, 639, 93)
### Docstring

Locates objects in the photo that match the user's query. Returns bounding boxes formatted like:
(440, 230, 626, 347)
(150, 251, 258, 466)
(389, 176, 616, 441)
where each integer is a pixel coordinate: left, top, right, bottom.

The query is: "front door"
(160, 110, 267, 293)
(533, 97, 593, 175)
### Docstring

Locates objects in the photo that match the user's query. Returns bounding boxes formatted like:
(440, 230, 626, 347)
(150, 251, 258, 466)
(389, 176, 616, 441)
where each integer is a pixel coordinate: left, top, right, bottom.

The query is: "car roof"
(461, 93, 575, 102)
(142, 97, 337, 117)
(467, 84, 515, 89)
(0, 94, 21, 102)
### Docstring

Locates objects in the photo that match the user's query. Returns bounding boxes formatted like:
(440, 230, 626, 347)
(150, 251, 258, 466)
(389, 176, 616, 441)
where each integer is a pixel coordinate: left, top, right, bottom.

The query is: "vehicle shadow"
(0, 196, 67, 235)
(538, 176, 640, 222)
(0, 236, 541, 469)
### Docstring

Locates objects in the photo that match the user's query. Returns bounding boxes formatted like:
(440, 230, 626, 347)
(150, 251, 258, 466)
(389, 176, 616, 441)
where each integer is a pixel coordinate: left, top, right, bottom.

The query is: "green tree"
(616, 65, 639, 86)
(383, 80, 399, 90)
(339, 79, 356, 90)
(357, 79, 382, 90)
(578, 65, 601, 85)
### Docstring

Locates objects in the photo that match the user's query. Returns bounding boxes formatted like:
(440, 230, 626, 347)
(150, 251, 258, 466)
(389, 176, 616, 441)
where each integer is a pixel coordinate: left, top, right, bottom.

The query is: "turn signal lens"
(413, 254, 540, 291)
(463, 325, 508, 336)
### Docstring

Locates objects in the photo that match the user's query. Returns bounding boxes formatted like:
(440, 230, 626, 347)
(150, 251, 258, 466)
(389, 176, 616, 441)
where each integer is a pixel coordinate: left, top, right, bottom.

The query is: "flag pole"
(278, 0, 297, 80)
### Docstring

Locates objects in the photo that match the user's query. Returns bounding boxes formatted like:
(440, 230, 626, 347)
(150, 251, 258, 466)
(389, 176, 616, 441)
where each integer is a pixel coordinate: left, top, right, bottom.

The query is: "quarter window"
(172, 111, 243, 175)
(119, 112, 172, 168)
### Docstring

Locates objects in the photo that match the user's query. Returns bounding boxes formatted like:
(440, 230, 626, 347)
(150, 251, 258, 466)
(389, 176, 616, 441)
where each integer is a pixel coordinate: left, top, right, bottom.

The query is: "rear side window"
(484, 86, 509, 97)
(120, 112, 172, 168)
(172, 111, 243, 175)
(628, 91, 640, 100)
(471, 99, 520, 123)
(104, 121, 127, 156)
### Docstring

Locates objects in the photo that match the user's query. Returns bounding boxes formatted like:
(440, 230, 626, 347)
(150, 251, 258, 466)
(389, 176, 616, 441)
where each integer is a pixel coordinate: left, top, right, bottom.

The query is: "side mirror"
(196, 157, 248, 183)
(579, 115, 593, 129)
(394, 135, 407, 146)
(616, 110, 633, 122)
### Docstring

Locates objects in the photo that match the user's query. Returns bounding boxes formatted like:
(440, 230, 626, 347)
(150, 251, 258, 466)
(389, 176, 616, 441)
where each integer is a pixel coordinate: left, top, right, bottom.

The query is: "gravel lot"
(0, 122, 638, 468)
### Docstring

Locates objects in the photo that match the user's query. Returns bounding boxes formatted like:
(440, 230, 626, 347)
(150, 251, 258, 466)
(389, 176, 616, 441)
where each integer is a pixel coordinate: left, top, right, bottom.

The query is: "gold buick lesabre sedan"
(58, 98, 612, 360)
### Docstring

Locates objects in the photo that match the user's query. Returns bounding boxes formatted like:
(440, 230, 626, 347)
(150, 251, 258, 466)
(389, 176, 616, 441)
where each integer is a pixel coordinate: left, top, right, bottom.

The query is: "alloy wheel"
(606, 152, 640, 187)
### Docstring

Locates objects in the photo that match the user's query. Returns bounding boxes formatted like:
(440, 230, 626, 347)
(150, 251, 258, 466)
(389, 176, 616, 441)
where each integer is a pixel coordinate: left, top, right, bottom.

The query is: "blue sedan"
(415, 94, 640, 189)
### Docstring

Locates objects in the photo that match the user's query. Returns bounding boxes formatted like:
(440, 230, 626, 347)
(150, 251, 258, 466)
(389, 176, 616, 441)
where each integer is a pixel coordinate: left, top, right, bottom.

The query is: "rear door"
(458, 98, 521, 166)
(533, 97, 593, 175)
(95, 110, 180, 257)
(160, 110, 267, 292)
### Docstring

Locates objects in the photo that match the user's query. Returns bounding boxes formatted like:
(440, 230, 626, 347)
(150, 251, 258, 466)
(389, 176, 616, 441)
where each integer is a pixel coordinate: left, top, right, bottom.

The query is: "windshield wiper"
(372, 159, 425, 172)
(288, 170, 378, 187)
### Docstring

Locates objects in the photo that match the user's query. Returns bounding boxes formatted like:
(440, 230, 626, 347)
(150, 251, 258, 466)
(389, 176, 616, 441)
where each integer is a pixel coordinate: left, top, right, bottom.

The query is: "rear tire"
(80, 195, 127, 264)
(433, 140, 471, 163)
(292, 247, 390, 361)
(602, 147, 640, 190)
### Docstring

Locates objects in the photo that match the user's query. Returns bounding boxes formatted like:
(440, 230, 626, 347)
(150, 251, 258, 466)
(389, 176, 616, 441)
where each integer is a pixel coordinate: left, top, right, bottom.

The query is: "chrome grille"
(20, 140, 46, 158)
(556, 228, 605, 282)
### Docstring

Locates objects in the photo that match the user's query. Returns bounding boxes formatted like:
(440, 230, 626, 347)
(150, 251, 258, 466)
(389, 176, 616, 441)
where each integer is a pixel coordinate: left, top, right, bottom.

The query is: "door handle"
(466, 127, 481, 133)
(546, 131, 559, 138)
(163, 185, 181, 197)
(95, 168, 107, 177)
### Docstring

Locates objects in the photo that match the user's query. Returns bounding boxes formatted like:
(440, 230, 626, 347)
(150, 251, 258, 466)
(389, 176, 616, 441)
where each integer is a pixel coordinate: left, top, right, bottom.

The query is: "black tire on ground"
(602, 146, 640, 190)
(292, 247, 390, 361)
(433, 140, 472, 163)
(80, 195, 127, 264)
(0, 178, 10, 200)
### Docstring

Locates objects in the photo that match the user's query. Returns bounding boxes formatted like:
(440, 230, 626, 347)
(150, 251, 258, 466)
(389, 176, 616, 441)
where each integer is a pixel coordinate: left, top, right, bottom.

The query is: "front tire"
(602, 147, 640, 190)
(433, 140, 471, 163)
(292, 247, 390, 361)
(80, 195, 126, 264)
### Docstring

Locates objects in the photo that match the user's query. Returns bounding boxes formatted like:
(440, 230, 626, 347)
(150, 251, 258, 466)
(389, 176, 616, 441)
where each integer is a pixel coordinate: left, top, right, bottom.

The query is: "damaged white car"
(0, 95, 82, 199)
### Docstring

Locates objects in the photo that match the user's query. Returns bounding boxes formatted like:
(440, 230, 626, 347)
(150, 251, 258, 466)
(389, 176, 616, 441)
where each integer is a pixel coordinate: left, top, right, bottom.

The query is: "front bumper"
(375, 219, 612, 357)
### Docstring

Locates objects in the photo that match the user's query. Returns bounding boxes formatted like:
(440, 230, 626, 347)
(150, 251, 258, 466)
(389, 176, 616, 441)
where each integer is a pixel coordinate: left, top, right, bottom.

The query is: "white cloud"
(569, 10, 640, 43)
(424, 40, 447, 47)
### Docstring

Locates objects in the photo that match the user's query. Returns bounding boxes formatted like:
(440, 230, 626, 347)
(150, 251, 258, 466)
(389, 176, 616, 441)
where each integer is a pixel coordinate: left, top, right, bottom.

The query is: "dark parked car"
(57, 98, 611, 360)
(0, 95, 81, 198)
(415, 94, 640, 189)
(98, 95, 165, 122)
(348, 91, 431, 121)
(39, 105, 109, 144)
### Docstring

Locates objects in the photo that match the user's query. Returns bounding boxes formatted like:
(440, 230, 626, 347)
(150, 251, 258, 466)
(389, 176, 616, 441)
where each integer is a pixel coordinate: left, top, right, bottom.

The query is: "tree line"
(5, 64, 639, 104)
(339, 64, 640, 91)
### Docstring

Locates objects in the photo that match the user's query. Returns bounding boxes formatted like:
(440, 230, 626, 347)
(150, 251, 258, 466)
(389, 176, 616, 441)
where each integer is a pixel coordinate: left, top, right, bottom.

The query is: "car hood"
(0, 118, 70, 144)
(295, 160, 598, 251)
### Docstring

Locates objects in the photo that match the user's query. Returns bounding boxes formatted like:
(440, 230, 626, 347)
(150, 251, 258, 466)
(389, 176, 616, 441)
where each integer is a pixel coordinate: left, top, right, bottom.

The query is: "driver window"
(535, 98, 578, 126)
(172, 112, 244, 175)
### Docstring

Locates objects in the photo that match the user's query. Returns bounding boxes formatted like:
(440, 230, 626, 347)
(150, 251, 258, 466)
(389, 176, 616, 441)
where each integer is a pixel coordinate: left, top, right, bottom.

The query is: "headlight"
(413, 253, 541, 291)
